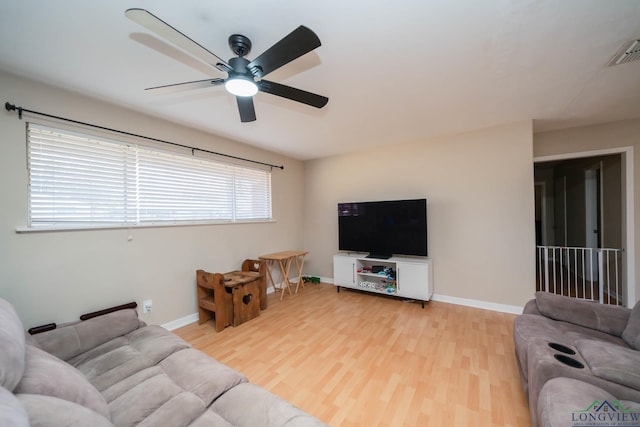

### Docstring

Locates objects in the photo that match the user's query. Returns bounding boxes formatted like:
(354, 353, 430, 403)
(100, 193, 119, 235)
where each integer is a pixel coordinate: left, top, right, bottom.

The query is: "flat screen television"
(338, 198, 427, 259)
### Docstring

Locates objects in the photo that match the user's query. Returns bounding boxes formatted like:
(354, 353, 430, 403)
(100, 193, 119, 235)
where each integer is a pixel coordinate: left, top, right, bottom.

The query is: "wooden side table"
(259, 250, 309, 301)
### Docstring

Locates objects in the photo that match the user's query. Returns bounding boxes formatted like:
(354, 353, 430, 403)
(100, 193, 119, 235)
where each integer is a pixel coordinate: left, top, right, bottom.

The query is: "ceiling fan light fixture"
(225, 77, 258, 97)
(126, 9, 327, 122)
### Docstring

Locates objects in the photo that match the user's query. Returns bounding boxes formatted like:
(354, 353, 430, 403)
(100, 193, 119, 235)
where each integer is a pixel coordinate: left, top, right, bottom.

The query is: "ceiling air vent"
(608, 39, 640, 66)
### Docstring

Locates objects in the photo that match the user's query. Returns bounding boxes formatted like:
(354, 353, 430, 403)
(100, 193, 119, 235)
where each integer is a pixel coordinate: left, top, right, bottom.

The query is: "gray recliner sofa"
(0, 297, 327, 427)
(513, 292, 640, 427)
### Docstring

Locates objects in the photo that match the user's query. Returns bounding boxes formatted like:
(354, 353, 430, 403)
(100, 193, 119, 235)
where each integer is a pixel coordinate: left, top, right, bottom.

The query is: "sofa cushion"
(14, 345, 109, 418)
(122, 391, 209, 427)
(77, 343, 159, 392)
(187, 410, 233, 427)
(576, 339, 640, 390)
(17, 394, 113, 427)
(103, 347, 246, 427)
(211, 383, 328, 427)
(108, 372, 202, 427)
(100, 366, 165, 404)
(0, 386, 29, 427)
(535, 292, 630, 336)
(563, 325, 631, 347)
(126, 325, 193, 362)
(98, 348, 246, 426)
(537, 377, 640, 427)
(622, 300, 640, 350)
(68, 325, 190, 369)
(0, 298, 26, 391)
(70, 325, 190, 392)
(32, 309, 142, 361)
(159, 348, 247, 406)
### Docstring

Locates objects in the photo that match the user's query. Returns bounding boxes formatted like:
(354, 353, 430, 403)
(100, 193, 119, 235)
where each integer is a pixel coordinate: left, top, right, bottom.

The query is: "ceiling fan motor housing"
(229, 56, 252, 75)
(228, 34, 252, 57)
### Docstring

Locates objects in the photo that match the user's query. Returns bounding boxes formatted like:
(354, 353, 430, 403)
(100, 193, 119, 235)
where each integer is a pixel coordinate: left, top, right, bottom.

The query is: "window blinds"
(27, 123, 272, 228)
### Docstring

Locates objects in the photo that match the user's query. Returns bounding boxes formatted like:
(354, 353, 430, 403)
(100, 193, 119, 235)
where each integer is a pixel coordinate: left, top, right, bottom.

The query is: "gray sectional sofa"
(0, 297, 327, 427)
(514, 292, 640, 427)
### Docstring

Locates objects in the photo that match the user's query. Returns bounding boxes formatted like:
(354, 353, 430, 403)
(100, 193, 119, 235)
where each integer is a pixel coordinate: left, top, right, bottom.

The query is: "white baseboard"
(161, 313, 198, 331)
(431, 294, 523, 315)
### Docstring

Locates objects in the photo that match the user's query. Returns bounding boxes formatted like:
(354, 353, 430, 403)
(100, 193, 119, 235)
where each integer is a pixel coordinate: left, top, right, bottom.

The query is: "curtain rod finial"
(5, 102, 22, 119)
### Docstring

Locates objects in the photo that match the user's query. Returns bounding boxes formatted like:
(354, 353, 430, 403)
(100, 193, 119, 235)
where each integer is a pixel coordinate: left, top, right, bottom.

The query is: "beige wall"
(10, 66, 633, 324)
(534, 118, 640, 305)
(0, 70, 305, 328)
(303, 121, 536, 308)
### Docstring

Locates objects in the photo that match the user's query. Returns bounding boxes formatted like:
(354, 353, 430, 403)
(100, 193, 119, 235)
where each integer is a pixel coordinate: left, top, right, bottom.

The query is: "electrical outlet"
(143, 299, 152, 314)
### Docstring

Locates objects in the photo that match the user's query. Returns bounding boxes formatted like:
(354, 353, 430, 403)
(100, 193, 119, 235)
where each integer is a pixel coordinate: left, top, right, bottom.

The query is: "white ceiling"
(1, 1, 639, 160)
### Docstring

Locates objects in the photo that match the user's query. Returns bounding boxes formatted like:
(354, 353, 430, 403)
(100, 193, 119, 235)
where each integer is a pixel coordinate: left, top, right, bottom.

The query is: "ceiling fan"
(125, 8, 328, 122)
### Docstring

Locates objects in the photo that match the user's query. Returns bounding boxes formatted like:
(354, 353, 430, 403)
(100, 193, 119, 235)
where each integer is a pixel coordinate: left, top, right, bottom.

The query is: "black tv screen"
(338, 199, 427, 258)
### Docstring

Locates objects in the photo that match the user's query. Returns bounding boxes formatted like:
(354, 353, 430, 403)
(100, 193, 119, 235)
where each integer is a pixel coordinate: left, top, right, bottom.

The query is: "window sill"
(15, 219, 276, 233)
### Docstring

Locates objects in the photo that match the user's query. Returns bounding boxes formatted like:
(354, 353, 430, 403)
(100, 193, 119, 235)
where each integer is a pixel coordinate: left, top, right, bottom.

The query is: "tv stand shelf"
(333, 254, 433, 308)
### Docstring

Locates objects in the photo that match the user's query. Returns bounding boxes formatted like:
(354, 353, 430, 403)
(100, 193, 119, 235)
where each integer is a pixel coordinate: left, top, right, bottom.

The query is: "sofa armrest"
(523, 299, 541, 315)
(31, 308, 142, 361)
(211, 383, 328, 426)
(534, 292, 630, 337)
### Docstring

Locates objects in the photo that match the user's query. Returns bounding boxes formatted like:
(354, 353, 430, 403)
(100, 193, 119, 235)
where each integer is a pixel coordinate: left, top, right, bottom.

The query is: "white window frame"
(23, 122, 272, 231)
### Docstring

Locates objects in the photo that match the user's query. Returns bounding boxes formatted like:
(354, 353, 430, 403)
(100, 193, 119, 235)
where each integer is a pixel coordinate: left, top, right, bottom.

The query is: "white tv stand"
(333, 254, 433, 308)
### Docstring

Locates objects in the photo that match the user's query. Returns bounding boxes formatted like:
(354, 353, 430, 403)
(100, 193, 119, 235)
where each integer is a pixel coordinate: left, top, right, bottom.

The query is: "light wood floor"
(174, 283, 530, 426)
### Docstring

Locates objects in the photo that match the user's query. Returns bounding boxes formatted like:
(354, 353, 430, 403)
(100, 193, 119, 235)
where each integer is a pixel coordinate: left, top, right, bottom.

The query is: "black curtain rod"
(4, 102, 284, 170)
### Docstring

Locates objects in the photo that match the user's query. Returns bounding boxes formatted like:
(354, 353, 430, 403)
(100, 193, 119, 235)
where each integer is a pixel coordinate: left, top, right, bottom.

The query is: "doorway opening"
(534, 153, 625, 305)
